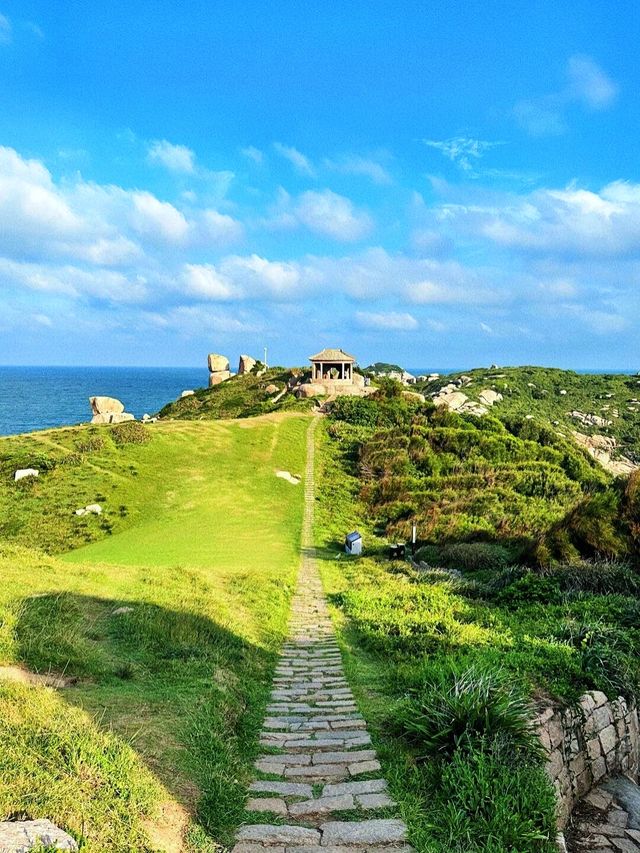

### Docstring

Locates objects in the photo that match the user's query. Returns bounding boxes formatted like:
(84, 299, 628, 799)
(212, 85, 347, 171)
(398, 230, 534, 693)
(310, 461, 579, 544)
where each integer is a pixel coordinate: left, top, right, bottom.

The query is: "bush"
(330, 396, 380, 427)
(111, 421, 151, 446)
(397, 663, 540, 759)
(495, 572, 562, 607)
(75, 436, 106, 453)
(426, 737, 557, 852)
(441, 542, 511, 572)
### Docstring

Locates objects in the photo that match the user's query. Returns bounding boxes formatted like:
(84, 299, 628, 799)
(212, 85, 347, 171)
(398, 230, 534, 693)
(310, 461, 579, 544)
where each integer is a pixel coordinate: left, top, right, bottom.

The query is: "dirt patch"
(143, 800, 190, 853)
(0, 665, 75, 689)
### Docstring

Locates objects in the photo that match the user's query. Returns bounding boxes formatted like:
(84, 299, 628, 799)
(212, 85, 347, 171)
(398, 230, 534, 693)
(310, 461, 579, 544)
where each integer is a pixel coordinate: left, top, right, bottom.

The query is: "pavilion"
(309, 348, 356, 385)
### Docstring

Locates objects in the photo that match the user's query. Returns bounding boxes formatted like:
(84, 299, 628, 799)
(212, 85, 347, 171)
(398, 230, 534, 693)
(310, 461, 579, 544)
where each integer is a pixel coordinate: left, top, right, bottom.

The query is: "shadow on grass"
(7, 591, 278, 848)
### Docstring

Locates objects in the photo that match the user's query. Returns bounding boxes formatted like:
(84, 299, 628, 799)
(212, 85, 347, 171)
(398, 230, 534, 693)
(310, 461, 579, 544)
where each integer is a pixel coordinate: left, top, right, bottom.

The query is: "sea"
(0, 365, 636, 438)
(0, 366, 209, 437)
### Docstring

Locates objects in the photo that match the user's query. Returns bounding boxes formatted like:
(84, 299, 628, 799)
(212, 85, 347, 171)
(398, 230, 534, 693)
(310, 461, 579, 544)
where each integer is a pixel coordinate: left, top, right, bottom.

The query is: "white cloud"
(294, 189, 372, 241)
(356, 311, 418, 330)
(567, 55, 618, 109)
(241, 146, 264, 164)
(33, 313, 52, 326)
(181, 263, 236, 300)
(0, 258, 147, 302)
(199, 209, 245, 245)
(515, 55, 618, 136)
(130, 191, 190, 243)
(274, 142, 315, 177)
(325, 155, 392, 185)
(423, 137, 503, 172)
(0, 13, 11, 44)
(148, 139, 196, 174)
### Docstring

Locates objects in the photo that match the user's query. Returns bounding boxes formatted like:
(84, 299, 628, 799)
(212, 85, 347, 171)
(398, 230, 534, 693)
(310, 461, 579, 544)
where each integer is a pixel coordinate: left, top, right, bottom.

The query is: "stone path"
(567, 777, 640, 852)
(233, 416, 411, 852)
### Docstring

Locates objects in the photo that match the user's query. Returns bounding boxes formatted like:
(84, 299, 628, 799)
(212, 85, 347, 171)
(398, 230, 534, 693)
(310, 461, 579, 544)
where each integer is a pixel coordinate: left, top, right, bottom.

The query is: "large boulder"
(478, 389, 503, 407)
(14, 468, 38, 482)
(433, 390, 469, 411)
(352, 372, 365, 388)
(238, 354, 257, 375)
(209, 370, 231, 387)
(90, 396, 124, 415)
(90, 412, 135, 425)
(208, 353, 229, 373)
(297, 383, 327, 398)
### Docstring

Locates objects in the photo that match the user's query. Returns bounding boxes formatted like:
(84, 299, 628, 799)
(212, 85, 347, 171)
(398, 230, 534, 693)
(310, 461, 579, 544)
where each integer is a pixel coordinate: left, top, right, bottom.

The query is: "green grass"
(158, 367, 312, 421)
(417, 366, 640, 460)
(0, 413, 311, 850)
(313, 416, 639, 852)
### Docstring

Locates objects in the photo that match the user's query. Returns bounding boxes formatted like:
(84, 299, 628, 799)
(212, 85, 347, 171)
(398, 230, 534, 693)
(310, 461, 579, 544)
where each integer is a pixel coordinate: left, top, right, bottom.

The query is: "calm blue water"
(0, 366, 208, 436)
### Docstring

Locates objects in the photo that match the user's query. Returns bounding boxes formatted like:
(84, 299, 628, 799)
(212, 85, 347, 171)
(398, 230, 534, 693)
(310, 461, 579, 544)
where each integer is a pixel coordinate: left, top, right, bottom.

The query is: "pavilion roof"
(309, 347, 356, 363)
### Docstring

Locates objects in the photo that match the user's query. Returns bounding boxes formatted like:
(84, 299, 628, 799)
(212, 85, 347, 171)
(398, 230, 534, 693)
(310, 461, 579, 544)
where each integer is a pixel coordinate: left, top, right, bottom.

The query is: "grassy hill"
(158, 367, 312, 421)
(0, 413, 310, 851)
(416, 366, 640, 461)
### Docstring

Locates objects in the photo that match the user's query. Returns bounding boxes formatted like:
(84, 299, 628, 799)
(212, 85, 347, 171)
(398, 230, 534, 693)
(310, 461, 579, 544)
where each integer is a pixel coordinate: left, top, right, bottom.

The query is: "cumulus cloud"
(130, 192, 190, 243)
(0, 258, 147, 302)
(515, 55, 618, 136)
(0, 13, 11, 44)
(148, 139, 196, 174)
(294, 190, 373, 241)
(355, 311, 418, 330)
(274, 142, 315, 176)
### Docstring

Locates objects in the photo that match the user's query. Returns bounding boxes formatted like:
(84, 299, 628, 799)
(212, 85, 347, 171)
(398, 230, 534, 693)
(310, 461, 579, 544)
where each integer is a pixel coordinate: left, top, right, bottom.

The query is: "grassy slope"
(158, 367, 312, 421)
(417, 366, 640, 458)
(313, 417, 639, 852)
(0, 413, 309, 851)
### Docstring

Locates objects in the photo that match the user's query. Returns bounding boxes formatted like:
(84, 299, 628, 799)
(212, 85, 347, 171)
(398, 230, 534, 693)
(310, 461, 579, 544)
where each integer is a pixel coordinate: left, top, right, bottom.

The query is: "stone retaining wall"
(536, 691, 639, 828)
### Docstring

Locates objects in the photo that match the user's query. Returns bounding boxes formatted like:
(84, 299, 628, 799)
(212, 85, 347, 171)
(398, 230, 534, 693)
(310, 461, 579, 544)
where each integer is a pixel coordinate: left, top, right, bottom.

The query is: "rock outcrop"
(14, 468, 38, 482)
(209, 370, 231, 387)
(0, 819, 78, 851)
(208, 353, 229, 373)
(208, 353, 231, 387)
(89, 397, 134, 425)
(297, 383, 327, 398)
(570, 411, 613, 429)
(238, 354, 257, 375)
(572, 432, 637, 476)
(431, 382, 503, 417)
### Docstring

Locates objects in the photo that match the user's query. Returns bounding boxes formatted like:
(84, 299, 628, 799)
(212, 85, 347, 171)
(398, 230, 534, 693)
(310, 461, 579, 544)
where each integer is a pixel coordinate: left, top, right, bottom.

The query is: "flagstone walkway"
(233, 416, 412, 853)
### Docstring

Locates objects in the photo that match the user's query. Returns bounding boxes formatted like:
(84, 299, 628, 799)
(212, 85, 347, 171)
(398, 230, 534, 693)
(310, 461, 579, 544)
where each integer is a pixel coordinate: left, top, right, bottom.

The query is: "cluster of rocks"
(568, 780, 640, 851)
(570, 411, 613, 429)
(572, 432, 637, 476)
(536, 690, 639, 831)
(207, 352, 261, 388)
(208, 353, 232, 387)
(89, 396, 134, 425)
(430, 375, 503, 416)
(297, 372, 369, 399)
(74, 503, 102, 517)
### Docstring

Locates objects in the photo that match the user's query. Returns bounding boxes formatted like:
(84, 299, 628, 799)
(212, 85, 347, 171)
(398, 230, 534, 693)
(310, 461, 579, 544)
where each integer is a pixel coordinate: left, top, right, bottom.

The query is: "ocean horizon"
(0, 364, 638, 437)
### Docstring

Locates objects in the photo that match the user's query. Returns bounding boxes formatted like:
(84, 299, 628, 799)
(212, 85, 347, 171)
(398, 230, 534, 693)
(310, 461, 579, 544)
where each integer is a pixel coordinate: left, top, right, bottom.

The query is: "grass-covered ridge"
(159, 366, 312, 421)
(417, 366, 640, 461)
(0, 413, 310, 850)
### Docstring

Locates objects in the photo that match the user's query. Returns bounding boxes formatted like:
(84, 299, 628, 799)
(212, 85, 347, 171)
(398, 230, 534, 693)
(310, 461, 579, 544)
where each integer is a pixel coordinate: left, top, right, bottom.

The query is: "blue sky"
(0, 1, 639, 368)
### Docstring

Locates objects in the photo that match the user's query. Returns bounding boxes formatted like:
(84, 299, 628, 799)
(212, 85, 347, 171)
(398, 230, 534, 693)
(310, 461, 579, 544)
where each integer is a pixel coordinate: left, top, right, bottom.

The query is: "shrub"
(397, 663, 540, 759)
(75, 436, 106, 453)
(426, 736, 557, 852)
(330, 396, 380, 427)
(440, 542, 511, 572)
(111, 421, 151, 446)
(495, 572, 562, 607)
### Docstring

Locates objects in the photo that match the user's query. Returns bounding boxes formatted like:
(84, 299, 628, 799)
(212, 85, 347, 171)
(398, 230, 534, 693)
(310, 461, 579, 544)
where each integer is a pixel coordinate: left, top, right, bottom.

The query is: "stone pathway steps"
(233, 417, 411, 853)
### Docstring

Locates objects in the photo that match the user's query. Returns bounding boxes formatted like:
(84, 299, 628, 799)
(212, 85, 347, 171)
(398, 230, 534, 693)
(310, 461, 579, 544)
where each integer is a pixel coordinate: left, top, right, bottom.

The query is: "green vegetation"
(159, 367, 311, 421)
(417, 366, 640, 460)
(363, 361, 403, 375)
(0, 413, 310, 850)
(314, 387, 640, 852)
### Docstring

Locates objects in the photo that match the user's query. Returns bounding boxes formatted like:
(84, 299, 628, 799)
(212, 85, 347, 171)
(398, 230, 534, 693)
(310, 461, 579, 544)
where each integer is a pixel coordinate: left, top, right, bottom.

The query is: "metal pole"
(264, 346, 268, 369)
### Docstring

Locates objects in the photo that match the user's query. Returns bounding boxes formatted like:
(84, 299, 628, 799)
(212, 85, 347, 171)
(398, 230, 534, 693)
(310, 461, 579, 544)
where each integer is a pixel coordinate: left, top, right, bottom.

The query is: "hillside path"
(233, 416, 412, 853)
